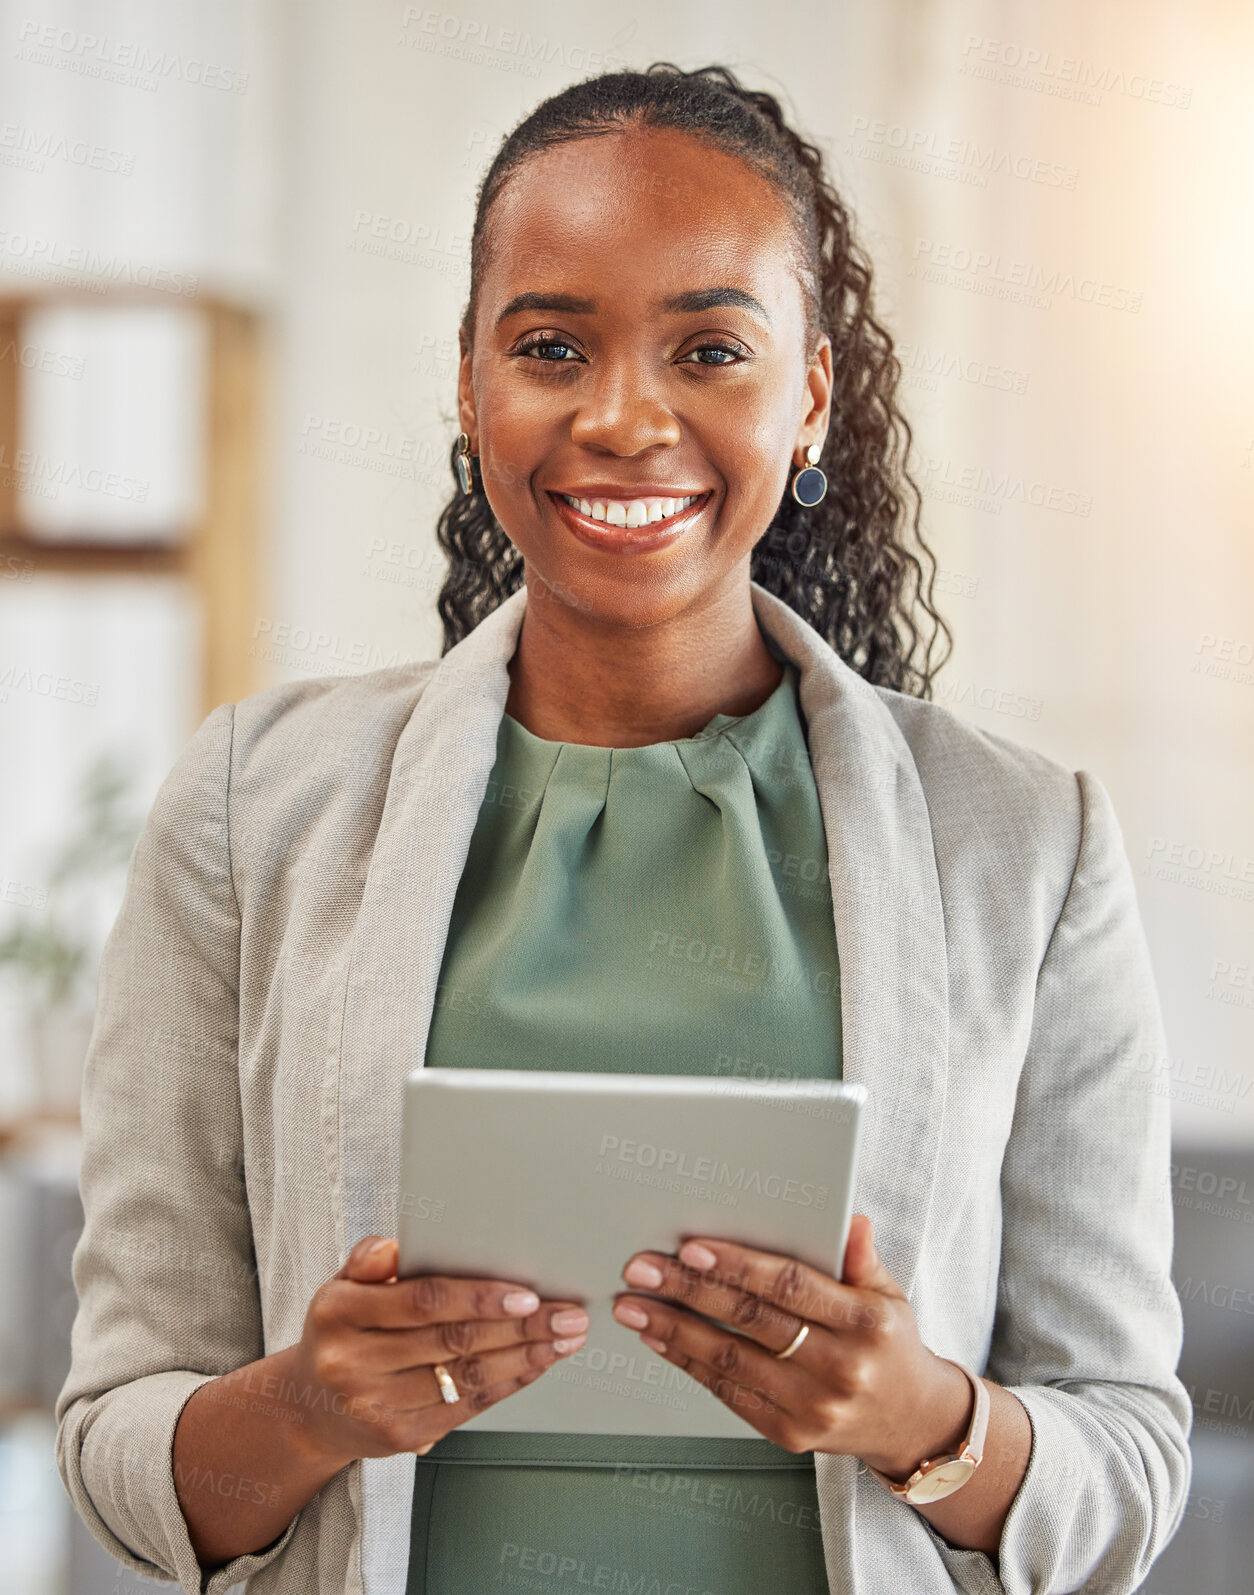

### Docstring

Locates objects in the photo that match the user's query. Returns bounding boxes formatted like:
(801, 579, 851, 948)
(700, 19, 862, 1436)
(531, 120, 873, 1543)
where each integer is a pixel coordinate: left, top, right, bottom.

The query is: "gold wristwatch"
(866, 1360, 990, 1505)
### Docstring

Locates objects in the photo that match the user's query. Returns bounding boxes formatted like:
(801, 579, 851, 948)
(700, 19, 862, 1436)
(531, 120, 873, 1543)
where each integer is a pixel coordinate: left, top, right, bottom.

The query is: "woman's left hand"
(612, 1214, 972, 1479)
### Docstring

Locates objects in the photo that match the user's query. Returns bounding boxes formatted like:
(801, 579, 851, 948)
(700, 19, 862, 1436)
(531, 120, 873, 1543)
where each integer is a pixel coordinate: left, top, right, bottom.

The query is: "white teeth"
(561, 492, 702, 524)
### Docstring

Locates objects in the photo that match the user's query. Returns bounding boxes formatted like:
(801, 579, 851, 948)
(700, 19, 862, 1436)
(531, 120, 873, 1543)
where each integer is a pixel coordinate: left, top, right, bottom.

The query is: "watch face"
(906, 1458, 976, 1504)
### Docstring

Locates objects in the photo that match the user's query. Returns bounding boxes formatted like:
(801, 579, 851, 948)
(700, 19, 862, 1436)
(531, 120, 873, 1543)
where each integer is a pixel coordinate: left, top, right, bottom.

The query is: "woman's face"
(459, 126, 832, 630)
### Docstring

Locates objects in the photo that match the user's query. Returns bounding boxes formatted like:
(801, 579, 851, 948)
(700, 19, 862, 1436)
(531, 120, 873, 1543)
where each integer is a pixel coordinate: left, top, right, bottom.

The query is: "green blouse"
(407, 650, 842, 1594)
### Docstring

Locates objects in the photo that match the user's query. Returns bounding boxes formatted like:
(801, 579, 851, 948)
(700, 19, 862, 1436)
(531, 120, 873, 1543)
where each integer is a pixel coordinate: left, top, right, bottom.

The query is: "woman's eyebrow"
(496, 292, 595, 325)
(494, 286, 772, 327)
(661, 287, 772, 325)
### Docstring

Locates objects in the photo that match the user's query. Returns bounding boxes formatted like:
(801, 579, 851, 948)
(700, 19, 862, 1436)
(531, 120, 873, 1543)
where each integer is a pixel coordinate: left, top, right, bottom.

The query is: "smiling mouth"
(555, 492, 705, 529)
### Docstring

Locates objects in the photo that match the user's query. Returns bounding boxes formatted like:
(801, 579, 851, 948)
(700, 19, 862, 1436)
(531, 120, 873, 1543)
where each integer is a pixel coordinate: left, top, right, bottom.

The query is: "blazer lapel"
(338, 586, 531, 1258)
(747, 583, 949, 1302)
(338, 578, 948, 1592)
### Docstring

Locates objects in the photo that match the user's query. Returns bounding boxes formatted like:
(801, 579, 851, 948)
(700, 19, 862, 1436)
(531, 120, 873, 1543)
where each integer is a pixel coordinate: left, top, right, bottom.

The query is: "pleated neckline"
(497, 661, 801, 788)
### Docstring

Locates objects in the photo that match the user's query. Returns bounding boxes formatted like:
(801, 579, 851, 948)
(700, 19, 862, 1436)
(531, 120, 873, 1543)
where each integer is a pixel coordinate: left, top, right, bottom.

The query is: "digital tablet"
(396, 1068, 866, 1439)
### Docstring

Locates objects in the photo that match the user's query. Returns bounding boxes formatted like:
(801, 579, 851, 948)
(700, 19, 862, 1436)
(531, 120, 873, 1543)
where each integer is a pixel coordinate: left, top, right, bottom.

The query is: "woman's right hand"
(286, 1235, 588, 1467)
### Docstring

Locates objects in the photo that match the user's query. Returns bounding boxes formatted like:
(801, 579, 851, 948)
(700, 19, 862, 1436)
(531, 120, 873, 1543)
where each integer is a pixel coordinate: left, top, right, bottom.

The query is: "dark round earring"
(455, 432, 475, 497)
(790, 443, 827, 507)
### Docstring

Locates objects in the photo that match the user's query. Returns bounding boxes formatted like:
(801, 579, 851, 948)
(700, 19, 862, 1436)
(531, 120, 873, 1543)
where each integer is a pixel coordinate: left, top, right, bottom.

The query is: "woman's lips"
(548, 490, 710, 554)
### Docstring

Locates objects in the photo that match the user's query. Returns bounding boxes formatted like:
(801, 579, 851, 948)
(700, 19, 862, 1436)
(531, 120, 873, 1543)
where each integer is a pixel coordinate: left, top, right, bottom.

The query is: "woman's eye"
(682, 344, 744, 366)
(521, 338, 579, 362)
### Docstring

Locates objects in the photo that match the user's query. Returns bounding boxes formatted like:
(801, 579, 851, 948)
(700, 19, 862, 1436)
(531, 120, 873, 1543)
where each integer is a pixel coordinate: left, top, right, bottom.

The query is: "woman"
(57, 64, 1190, 1595)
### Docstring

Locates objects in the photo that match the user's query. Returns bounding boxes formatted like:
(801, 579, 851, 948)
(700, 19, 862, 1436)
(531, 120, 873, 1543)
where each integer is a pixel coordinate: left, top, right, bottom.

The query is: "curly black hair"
(435, 62, 952, 698)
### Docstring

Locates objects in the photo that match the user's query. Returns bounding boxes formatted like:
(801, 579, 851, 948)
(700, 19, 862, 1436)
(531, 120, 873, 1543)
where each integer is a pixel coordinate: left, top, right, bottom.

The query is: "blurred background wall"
(0, 1, 1249, 1589)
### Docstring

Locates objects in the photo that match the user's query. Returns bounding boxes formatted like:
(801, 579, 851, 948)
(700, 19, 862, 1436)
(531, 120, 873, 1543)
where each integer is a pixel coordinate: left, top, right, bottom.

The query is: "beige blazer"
(56, 580, 1191, 1595)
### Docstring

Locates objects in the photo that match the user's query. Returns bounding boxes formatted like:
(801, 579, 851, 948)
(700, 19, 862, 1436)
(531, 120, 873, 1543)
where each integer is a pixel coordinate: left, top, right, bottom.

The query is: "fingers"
(643, 1337, 805, 1450)
(343, 1304, 591, 1376)
(329, 1242, 572, 1332)
(308, 1241, 593, 1462)
(340, 1236, 400, 1283)
(389, 1333, 584, 1416)
(626, 1235, 890, 1335)
(617, 1252, 805, 1356)
(365, 1336, 586, 1456)
(839, 1213, 893, 1290)
(612, 1292, 807, 1416)
(425, 1357, 559, 1426)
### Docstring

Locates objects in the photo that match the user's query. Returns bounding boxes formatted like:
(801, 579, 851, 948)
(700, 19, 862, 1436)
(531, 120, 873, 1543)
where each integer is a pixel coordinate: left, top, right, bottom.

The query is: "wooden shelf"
(0, 289, 267, 722)
(0, 534, 187, 575)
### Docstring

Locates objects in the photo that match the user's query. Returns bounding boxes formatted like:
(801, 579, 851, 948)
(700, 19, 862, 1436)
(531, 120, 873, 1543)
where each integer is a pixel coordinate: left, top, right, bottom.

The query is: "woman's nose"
(569, 367, 682, 455)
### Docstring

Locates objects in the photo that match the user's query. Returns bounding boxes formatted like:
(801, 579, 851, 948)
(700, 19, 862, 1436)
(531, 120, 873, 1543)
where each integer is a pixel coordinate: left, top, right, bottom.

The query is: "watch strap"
(867, 1360, 989, 1498)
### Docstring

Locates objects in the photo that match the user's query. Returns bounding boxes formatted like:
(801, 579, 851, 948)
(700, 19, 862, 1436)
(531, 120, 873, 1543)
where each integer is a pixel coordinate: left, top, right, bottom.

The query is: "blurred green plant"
(0, 753, 143, 1015)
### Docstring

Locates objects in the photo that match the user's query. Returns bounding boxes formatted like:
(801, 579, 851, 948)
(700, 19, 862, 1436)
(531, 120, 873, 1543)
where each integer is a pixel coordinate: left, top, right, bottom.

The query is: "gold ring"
(774, 1323, 809, 1361)
(432, 1363, 460, 1404)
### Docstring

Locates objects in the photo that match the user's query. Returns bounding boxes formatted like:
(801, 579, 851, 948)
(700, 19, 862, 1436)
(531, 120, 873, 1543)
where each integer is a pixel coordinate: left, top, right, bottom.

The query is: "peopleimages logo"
(15, 21, 249, 93)
(596, 1133, 829, 1209)
(958, 34, 1192, 109)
